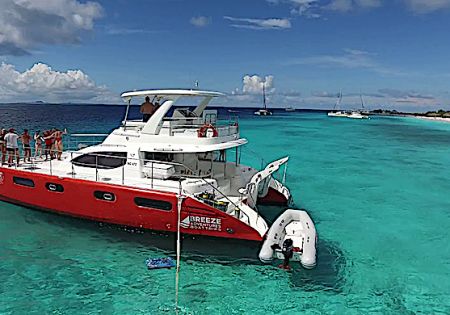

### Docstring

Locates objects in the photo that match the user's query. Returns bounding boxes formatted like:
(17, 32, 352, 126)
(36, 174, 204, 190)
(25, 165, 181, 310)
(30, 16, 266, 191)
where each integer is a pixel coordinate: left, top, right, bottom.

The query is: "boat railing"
(67, 134, 109, 150)
(196, 176, 250, 223)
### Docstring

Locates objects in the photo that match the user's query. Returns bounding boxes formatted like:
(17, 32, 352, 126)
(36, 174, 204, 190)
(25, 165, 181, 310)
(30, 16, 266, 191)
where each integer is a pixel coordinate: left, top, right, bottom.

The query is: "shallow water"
(1, 105, 449, 314)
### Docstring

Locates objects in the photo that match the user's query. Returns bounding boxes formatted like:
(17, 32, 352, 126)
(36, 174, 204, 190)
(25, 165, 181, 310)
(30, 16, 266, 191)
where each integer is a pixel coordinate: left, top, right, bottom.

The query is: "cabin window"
(94, 191, 116, 202)
(143, 152, 173, 163)
(46, 183, 64, 192)
(13, 177, 35, 188)
(72, 152, 127, 169)
(134, 197, 172, 211)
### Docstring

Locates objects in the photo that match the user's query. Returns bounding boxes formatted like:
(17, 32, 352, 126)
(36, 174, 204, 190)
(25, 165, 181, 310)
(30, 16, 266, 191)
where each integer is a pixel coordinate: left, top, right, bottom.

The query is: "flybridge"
(116, 89, 240, 144)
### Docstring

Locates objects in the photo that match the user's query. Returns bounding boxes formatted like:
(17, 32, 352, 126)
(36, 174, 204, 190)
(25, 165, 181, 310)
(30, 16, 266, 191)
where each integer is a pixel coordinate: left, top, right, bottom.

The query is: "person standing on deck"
(49, 128, 67, 160)
(34, 130, 43, 159)
(140, 96, 158, 122)
(4, 128, 20, 166)
(0, 129, 6, 165)
(21, 129, 32, 163)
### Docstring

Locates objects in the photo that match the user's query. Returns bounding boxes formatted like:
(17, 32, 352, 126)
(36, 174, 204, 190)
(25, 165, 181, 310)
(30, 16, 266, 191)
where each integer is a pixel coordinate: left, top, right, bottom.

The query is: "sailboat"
(254, 84, 273, 116)
(327, 90, 347, 117)
(347, 93, 369, 119)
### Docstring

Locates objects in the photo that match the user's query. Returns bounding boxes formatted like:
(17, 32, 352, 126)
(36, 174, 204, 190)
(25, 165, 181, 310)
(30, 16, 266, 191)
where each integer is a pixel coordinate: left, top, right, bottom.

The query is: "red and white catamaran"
(0, 89, 317, 268)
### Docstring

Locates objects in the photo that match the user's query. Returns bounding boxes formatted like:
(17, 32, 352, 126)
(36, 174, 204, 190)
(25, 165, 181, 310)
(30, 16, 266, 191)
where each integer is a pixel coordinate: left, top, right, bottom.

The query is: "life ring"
(197, 124, 218, 138)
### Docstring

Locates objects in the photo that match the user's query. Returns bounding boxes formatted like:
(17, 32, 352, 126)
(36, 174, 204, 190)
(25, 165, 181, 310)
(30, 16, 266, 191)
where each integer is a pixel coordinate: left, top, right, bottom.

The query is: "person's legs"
(56, 141, 63, 160)
(7, 148, 13, 165)
(15, 148, 20, 165)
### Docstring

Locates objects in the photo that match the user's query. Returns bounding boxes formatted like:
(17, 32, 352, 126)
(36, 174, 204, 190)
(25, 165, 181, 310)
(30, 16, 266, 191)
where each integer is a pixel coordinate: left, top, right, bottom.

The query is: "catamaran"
(0, 89, 316, 269)
(347, 93, 369, 119)
(327, 90, 347, 118)
(254, 84, 273, 116)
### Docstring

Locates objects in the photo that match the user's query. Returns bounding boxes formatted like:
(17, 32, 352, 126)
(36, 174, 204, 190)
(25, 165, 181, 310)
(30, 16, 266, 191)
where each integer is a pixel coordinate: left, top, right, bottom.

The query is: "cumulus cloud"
(224, 16, 291, 30)
(0, 62, 117, 103)
(404, 0, 450, 14)
(0, 0, 103, 56)
(190, 16, 212, 27)
(242, 75, 275, 94)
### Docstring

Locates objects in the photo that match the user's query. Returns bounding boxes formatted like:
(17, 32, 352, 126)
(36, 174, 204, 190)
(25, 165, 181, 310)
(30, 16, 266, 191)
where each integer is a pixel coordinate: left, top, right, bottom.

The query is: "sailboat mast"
(360, 93, 365, 109)
(263, 83, 266, 110)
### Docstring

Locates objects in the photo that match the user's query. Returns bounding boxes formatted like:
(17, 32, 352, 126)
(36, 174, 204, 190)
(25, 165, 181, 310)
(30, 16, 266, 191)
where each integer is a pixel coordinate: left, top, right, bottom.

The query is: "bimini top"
(120, 89, 224, 101)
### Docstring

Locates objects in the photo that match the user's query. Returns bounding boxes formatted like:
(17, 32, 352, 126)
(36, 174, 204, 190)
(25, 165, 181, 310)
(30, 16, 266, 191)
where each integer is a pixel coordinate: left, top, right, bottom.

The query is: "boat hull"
(0, 168, 263, 242)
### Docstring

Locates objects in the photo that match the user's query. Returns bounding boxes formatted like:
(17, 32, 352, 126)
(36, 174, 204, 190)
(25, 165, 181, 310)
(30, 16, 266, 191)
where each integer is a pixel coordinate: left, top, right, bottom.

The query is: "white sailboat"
(327, 90, 347, 117)
(254, 84, 273, 116)
(347, 93, 369, 119)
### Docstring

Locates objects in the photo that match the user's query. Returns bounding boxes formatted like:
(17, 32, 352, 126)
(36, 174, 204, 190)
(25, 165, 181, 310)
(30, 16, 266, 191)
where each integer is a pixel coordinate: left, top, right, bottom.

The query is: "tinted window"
(13, 177, 35, 187)
(143, 152, 173, 162)
(134, 197, 172, 211)
(72, 152, 127, 169)
(46, 183, 64, 192)
(94, 191, 116, 202)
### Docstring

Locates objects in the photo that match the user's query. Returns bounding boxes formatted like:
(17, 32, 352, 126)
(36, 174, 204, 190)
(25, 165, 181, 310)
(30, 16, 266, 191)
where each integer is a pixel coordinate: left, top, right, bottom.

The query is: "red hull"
(258, 187, 289, 206)
(0, 168, 263, 242)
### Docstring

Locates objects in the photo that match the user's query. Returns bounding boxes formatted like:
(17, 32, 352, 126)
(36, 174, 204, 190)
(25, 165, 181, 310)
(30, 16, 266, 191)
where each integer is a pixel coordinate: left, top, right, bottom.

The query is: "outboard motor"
(281, 238, 294, 269)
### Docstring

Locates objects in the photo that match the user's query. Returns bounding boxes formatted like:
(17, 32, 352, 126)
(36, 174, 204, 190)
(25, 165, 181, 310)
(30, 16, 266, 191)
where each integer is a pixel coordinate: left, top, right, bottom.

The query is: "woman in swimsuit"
(50, 128, 67, 160)
(34, 130, 43, 159)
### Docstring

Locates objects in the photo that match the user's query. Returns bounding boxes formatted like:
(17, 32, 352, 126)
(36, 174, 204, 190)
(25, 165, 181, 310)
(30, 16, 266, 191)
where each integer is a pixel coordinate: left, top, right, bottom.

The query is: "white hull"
(259, 209, 317, 269)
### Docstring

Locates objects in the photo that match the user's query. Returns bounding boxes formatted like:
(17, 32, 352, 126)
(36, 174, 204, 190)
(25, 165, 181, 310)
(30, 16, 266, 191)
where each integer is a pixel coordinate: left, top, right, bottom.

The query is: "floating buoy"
(146, 257, 175, 270)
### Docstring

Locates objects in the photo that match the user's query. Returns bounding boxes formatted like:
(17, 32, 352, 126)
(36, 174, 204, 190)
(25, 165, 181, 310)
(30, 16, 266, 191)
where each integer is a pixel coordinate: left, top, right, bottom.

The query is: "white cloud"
(190, 16, 212, 27)
(287, 49, 406, 75)
(0, 62, 117, 103)
(404, 0, 450, 14)
(224, 16, 291, 30)
(242, 75, 275, 94)
(0, 0, 103, 55)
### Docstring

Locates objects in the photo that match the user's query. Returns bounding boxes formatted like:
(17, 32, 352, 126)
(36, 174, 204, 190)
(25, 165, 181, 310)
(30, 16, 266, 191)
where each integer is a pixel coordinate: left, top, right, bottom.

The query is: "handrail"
(196, 177, 250, 224)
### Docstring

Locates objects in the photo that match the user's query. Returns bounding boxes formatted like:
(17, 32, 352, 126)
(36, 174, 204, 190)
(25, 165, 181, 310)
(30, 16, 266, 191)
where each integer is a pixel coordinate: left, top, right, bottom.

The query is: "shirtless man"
(140, 96, 157, 122)
(21, 129, 32, 162)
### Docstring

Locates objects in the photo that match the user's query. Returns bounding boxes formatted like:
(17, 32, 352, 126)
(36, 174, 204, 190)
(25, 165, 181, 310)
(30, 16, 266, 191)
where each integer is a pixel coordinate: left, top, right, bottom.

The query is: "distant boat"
(254, 84, 272, 116)
(347, 93, 369, 119)
(285, 107, 295, 112)
(327, 90, 348, 117)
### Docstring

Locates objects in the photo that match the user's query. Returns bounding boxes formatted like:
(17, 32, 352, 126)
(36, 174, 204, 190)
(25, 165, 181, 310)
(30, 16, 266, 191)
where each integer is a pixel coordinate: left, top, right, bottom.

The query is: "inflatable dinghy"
(146, 257, 176, 270)
(259, 209, 317, 269)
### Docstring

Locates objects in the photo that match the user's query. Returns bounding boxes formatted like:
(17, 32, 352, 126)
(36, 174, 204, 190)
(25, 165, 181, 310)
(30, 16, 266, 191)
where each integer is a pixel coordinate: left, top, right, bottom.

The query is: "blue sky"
(1, 0, 450, 111)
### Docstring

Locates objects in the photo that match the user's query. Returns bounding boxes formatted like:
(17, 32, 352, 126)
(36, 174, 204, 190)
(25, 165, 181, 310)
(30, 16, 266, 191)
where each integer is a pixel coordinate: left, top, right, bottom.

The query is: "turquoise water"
(1, 106, 450, 314)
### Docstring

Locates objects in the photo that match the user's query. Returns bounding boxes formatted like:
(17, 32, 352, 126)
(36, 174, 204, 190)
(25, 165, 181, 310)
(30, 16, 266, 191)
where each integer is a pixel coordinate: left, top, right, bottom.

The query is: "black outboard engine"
(281, 238, 294, 269)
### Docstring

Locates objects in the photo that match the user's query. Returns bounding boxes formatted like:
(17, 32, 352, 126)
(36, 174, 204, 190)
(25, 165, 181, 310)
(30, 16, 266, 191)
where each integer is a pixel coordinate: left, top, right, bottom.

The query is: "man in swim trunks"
(21, 129, 32, 162)
(0, 128, 6, 165)
(4, 128, 20, 166)
(43, 130, 53, 161)
(140, 96, 157, 122)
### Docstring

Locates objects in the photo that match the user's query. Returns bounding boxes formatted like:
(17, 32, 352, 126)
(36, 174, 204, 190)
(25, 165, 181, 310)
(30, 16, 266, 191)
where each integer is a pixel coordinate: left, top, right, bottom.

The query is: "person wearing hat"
(4, 128, 20, 166)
